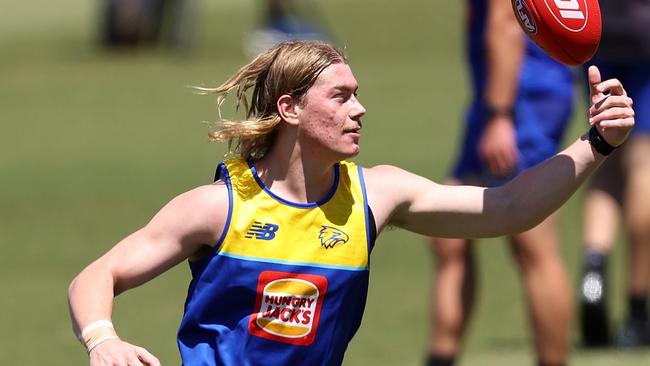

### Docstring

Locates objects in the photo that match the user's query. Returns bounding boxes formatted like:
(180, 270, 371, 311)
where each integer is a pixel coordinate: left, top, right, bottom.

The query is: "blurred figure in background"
(100, 0, 330, 54)
(245, 0, 331, 57)
(101, 0, 196, 49)
(579, 0, 650, 349)
(427, 0, 574, 365)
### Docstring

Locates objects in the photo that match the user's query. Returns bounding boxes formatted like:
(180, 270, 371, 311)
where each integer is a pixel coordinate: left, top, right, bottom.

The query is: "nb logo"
(319, 226, 350, 249)
(246, 221, 279, 240)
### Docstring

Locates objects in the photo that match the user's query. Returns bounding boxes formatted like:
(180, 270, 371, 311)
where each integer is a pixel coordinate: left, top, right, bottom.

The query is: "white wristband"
(80, 320, 114, 340)
(79, 320, 119, 353)
(86, 334, 120, 354)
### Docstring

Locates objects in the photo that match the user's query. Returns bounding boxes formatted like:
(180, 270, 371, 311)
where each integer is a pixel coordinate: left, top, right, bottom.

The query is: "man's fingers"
(486, 156, 500, 176)
(595, 78, 627, 97)
(588, 65, 602, 100)
(597, 118, 635, 129)
(494, 156, 507, 177)
(591, 106, 635, 121)
(491, 150, 516, 178)
(590, 93, 635, 117)
(136, 347, 161, 366)
(593, 95, 610, 111)
(591, 96, 633, 113)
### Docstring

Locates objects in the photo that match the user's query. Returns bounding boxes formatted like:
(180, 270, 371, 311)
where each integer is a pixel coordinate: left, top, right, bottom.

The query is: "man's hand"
(89, 339, 161, 366)
(588, 65, 635, 147)
(478, 115, 520, 177)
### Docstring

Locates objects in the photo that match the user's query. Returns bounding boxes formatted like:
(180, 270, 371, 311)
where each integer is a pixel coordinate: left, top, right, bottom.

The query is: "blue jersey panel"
(178, 254, 369, 366)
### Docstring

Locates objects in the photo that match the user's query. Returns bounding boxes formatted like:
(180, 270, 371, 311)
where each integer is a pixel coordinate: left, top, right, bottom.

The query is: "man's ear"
(277, 94, 300, 126)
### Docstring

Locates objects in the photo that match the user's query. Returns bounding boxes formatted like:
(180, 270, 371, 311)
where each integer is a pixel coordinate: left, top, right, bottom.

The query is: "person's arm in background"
(478, 0, 526, 177)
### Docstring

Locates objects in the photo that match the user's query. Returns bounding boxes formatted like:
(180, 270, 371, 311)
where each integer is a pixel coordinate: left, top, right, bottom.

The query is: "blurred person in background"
(245, 0, 331, 56)
(101, 0, 196, 49)
(427, 0, 575, 365)
(67, 40, 634, 366)
(100, 0, 330, 53)
(578, 0, 650, 349)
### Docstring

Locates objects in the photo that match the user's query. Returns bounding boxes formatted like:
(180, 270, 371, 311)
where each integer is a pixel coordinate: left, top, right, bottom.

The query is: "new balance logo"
(246, 221, 279, 240)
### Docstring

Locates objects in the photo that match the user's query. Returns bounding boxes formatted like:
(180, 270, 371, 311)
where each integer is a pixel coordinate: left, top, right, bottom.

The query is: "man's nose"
(350, 96, 366, 118)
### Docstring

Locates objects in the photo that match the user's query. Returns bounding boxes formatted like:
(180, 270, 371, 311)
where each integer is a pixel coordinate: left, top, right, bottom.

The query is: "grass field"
(1, 1, 648, 365)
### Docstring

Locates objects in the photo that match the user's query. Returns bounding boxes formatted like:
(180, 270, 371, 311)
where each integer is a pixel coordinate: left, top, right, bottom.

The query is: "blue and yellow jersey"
(177, 158, 374, 366)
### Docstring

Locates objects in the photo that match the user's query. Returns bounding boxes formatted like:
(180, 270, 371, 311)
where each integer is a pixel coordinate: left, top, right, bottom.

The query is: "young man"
(579, 0, 650, 348)
(428, 1, 574, 365)
(68, 40, 634, 366)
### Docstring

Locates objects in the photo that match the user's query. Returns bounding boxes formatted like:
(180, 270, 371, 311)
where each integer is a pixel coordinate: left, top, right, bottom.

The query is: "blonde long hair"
(197, 40, 347, 160)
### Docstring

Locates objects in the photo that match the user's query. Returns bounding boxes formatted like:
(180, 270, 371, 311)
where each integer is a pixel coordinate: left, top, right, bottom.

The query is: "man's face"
(296, 63, 366, 161)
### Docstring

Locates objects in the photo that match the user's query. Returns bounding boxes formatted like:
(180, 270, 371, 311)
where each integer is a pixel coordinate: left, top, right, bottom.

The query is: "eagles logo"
(318, 226, 350, 249)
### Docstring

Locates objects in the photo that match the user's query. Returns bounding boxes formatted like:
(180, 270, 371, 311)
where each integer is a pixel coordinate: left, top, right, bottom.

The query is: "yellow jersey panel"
(218, 158, 369, 270)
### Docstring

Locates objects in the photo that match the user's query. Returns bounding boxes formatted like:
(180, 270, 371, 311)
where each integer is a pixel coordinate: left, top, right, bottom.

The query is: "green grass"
(1, 1, 647, 365)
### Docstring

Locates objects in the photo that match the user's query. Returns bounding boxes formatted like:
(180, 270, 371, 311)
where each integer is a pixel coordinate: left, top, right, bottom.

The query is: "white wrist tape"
(86, 334, 120, 354)
(79, 320, 119, 353)
(80, 320, 114, 340)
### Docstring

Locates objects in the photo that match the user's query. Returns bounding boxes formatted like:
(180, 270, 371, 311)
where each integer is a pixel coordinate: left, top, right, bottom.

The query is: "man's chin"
(340, 147, 360, 160)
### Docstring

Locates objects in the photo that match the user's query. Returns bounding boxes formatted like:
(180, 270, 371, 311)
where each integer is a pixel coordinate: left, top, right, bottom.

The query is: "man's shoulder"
(184, 182, 229, 203)
(361, 164, 410, 181)
(360, 165, 421, 201)
(169, 184, 231, 242)
(361, 164, 440, 196)
(170, 183, 230, 220)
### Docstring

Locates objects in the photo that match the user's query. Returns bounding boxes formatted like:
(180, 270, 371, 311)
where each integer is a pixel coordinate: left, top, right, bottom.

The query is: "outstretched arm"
(366, 67, 634, 239)
(68, 183, 228, 365)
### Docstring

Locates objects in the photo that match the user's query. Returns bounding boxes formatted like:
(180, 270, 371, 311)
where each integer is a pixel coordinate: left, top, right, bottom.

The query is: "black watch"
(588, 125, 617, 156)
(482, 103, 514, 121)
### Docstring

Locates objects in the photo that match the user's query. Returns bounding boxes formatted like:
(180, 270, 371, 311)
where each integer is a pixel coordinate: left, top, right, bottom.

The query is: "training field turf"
(1, 1, 649, 365)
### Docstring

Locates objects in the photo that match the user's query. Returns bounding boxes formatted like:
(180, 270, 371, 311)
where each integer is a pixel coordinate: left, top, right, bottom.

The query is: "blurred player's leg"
(618, 136, 650, 347)
(581, 1, 650, 346)
(509, 212, 572, 366)
(580, 189, 619, 346)
(579, 152, 623, 347)
(428, 236, 476, 365)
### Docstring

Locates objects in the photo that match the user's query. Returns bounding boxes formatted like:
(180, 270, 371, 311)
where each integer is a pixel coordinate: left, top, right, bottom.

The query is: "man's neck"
(253, 144, 338, 204)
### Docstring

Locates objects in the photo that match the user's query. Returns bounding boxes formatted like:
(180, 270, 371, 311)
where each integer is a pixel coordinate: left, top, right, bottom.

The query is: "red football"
(511, 0, 602, 65)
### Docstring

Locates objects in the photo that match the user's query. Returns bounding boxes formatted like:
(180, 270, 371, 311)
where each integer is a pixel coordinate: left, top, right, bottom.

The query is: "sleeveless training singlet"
(178, 158, 373, 366)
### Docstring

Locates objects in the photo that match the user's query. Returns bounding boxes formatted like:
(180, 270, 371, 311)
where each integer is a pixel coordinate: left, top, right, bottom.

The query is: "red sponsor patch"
(249, 271, 328, 346)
